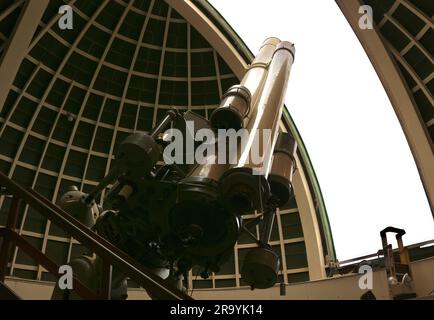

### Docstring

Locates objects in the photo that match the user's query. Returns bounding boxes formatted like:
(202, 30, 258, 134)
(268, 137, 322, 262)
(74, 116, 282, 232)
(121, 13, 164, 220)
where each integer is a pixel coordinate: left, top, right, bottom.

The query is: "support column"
(0, 0, 49, 114)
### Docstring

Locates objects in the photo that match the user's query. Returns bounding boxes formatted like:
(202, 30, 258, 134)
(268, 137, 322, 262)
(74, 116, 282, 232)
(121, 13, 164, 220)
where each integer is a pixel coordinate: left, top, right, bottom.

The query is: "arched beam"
(336, 0, 434, 216)
(0, 0, 49, 114)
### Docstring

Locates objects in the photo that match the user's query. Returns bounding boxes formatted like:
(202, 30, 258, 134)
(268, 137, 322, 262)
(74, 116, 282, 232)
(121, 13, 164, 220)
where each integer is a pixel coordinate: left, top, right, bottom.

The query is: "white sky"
(209, 0, 433, 260)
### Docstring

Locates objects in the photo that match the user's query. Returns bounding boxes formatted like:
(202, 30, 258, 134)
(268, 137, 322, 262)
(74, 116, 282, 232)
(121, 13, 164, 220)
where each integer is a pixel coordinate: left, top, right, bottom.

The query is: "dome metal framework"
(337, 0, 434, 214)
(0, 0, 334, 292)
(364, 0, 433, 137)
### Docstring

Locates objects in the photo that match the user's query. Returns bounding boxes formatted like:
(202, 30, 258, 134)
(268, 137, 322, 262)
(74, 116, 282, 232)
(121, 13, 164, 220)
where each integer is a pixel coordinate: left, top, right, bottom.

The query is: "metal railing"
(337, 239, 434, 267)
(0, 171, 192, 300)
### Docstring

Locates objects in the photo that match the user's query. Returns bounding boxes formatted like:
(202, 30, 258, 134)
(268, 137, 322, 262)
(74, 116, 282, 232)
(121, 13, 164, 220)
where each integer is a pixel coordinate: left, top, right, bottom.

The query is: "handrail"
(0, 171, 192, 300)
(338, 239, 434, 266)
(0, 227, 99, 299)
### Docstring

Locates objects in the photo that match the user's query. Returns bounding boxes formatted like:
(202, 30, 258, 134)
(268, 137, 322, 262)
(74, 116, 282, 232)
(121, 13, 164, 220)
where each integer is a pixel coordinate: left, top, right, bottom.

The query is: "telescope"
(219, 40, 296, 214)
(53, 38, 298, 299)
